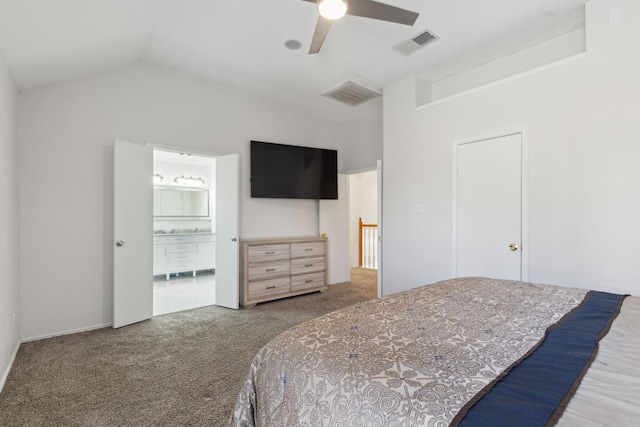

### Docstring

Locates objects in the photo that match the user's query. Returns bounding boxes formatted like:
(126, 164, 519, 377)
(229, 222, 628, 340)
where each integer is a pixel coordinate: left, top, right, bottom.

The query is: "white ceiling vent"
(322, 80, 382, 107)
(394, 28, 438, 56)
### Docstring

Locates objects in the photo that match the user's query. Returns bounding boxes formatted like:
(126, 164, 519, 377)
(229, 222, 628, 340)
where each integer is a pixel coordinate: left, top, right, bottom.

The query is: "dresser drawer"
(248, 260, 290, 281)
(291, 256, 325, 275)
(170, 243, 193, 253)
(291, 241, 325, 258)
(248, 244, 290, 262)
(247, 277, 290, 301)
(170, 252, 193, 263)
(169, 235, 194, 244)
(291, 272, 325, 291)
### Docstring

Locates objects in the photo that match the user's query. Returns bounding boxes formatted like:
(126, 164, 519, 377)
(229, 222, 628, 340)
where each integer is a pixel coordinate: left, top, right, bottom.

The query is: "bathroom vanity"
(153, 232, 216, 280)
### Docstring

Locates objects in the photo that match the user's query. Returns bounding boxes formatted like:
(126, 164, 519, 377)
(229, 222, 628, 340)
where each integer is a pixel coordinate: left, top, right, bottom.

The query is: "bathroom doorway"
(152, 149, 217, 315)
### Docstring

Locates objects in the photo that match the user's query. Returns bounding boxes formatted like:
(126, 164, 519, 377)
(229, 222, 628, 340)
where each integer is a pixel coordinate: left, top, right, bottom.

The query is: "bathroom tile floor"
(153, 270, 216, 316)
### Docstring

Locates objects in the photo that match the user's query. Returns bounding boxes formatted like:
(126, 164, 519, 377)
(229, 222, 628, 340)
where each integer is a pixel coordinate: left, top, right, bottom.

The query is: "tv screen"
(250, 140, 338, 199)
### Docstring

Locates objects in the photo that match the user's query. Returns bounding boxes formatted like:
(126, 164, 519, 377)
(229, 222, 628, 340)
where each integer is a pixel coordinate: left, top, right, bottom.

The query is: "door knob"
(230, 237, 238, 242)
(508, 243, 518, 251)
(116, 240, 125, 247)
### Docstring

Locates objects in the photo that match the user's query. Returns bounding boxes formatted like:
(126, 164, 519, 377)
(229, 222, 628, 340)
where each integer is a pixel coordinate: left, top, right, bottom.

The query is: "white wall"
(382, 0, 640, 297)
(0, 49, 20, 391)
(17, 61, 376, 340)
(340, 111, 383, 173)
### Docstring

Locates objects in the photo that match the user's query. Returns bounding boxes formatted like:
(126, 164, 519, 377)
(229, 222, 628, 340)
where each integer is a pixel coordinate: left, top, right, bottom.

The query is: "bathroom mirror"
(153, 187, 210, 217)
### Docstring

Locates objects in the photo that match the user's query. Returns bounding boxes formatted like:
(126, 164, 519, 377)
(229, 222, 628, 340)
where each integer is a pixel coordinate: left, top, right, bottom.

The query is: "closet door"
(113, 140, 153, 328)
(455, 133, 525, 281)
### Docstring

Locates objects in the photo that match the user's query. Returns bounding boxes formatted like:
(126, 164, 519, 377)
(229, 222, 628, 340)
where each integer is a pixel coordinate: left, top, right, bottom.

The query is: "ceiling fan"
(301, 0, 419, 54)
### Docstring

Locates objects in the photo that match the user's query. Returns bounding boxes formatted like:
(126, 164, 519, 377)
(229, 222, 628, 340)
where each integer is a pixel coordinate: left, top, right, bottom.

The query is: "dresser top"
(242, 236, 326, 245)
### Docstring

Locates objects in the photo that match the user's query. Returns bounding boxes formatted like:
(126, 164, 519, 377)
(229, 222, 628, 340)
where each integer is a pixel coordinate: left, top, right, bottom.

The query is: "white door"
(113, 140, 153, 328)
(376, 159, 383, 297)
(455, 133, 524, 280)
(215, 153, 240, 309)
(319, 174, 349, 285)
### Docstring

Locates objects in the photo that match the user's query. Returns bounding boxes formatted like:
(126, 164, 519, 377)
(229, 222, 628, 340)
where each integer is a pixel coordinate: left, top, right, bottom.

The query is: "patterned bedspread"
(230, 277, 588, 426)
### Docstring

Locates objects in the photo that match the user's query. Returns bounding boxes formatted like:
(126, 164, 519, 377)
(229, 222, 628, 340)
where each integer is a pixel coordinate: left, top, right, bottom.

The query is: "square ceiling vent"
(322, 80, 382, 107)
(394, 28, 439, 56)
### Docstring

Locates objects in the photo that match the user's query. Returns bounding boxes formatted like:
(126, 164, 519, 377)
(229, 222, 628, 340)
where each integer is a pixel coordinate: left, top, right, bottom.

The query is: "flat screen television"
(250, 140, 338, 199)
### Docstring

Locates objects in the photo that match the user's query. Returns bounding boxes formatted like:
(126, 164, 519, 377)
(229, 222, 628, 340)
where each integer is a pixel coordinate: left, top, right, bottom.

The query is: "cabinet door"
(196, 242, 215, 270)
(153, 245, 167, 275)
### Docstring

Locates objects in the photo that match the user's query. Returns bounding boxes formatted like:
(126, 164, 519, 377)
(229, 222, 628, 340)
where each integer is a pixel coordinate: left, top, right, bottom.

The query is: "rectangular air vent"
(394, 28, 438, 56)
(322, 80, 382, 107)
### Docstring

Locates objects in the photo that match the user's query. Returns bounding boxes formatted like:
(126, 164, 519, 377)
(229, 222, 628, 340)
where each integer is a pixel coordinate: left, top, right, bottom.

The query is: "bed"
(229, 277, 640, 426)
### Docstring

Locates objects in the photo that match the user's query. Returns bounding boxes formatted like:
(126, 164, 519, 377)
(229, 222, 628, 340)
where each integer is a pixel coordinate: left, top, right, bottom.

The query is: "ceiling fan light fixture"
(318, 0, 347, 20)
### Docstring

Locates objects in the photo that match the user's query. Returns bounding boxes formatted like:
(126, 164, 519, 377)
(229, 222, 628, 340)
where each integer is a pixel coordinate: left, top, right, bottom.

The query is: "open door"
(215, 153, 240, 309)
(376, 159, 383, 297)
(113, 140, 153, 328)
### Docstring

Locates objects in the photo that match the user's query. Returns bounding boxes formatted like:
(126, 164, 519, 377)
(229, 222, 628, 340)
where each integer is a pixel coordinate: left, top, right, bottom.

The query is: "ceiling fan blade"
(346, 0, 419, 26)
(309, 16, 333, 54)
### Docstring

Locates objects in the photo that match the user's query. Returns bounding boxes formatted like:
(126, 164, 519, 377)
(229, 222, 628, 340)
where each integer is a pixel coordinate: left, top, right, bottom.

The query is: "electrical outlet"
(13, 307, 17, 322)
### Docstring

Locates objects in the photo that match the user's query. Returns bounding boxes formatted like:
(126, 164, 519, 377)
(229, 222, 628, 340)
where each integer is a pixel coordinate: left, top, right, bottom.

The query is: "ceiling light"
(318, 0, 347, 20)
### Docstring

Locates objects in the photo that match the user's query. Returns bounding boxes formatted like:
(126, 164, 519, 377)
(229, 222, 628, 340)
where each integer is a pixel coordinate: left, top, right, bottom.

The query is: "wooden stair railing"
(358, 217, 378, 269)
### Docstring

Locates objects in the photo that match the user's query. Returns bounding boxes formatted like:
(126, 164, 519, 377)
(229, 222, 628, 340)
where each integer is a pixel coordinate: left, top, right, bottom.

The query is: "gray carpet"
(0, 268, 377, 426)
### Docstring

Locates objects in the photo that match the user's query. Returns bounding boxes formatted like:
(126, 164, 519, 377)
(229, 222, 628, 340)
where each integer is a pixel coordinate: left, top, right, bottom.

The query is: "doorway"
(454, 132, 528, 281)
(348, 169, 379, 288)
(152, 150, 216, 315)
(113, 141, 239, 328)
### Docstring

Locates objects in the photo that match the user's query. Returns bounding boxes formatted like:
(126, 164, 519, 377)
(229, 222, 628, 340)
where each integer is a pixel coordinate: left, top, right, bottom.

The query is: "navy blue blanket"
(453, 290, 627, 427)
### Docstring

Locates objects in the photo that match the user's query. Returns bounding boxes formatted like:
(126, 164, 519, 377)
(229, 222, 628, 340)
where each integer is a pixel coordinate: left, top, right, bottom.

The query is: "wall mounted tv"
(250, 140, 338, 200)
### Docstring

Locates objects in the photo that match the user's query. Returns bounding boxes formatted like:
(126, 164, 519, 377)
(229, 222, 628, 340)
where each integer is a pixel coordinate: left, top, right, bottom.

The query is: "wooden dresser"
(240, 236, 328, 307)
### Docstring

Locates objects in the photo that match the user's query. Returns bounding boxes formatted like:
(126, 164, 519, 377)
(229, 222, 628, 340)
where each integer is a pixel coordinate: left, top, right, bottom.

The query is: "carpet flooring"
(0, 268, 377, 426)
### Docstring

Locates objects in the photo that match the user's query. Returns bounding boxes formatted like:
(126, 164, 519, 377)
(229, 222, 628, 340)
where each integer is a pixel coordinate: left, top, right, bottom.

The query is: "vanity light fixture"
(174, 175, 205, 186)
(153, 173, 164, 184)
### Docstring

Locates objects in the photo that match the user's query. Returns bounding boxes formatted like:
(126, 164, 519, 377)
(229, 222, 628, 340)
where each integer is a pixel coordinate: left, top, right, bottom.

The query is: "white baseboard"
(21, 322, 112, 343)
(0, 340, 20, 394)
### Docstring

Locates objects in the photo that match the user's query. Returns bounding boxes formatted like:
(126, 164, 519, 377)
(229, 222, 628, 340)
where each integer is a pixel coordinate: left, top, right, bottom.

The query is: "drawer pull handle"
(305, 248, 313, 252)
(305, 264, 313, 267)
(266, 268, 276, 272)
(305, 279, 313, 283)
(266, 285, 276, 289)
(265, 251, 275, 254)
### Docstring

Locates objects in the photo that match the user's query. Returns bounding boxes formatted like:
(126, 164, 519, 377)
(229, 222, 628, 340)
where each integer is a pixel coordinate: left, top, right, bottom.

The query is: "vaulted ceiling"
(0, 0, 589, 121)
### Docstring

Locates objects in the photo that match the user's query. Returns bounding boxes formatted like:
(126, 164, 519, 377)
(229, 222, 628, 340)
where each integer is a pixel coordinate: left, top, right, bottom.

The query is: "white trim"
(452, 128, 529, 281)
(147, 142, 221, 158)
(0, 341, 20, 393)
(376, 159, 383, 297)
(417, 52, 587, 110)
(520, 129, 530, 282)
(21, 323, 112, 343)
(344, 165, 377, 175)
